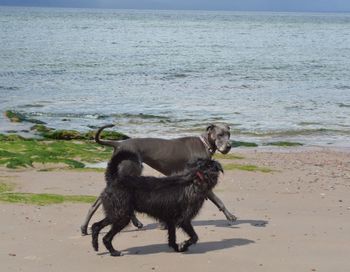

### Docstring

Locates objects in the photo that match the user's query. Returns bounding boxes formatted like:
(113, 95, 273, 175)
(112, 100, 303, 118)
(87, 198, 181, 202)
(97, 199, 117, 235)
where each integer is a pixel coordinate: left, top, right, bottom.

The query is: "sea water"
(0, 7, 349, 146)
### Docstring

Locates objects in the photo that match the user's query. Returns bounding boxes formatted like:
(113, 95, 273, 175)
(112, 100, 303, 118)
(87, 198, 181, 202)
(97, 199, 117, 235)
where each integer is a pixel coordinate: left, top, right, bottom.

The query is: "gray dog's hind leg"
(81, 196, 143, 235)
(131, 214, 143, 229)
(81, 196, 102, 235)
(207, 190, 237, 222)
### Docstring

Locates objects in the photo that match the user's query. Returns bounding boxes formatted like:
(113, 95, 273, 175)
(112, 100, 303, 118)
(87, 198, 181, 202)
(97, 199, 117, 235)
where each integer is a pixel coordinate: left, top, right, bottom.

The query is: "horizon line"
(1, 4, 350, 14)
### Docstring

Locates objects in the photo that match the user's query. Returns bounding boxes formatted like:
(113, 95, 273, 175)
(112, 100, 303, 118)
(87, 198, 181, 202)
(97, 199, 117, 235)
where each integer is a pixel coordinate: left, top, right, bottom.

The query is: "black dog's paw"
(110, 250, 122, 257)
(169, 243, 179, 252)
(178, 242, 189, 252)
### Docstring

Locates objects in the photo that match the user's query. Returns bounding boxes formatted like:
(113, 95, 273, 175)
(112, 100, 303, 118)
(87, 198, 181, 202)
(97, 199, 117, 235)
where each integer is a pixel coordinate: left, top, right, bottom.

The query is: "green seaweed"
(223, 163, 272, 173)
(264, 141, 304, 147)
(0, 134, 27, 141)
(30, 124, 54, 133)
(0, 137, 112, 169)
(42, 129, 85, 140)
(231, 140, 258, 147)
(0, 182, 96, 205)
(0, 182, 15, 193)
(29, 125, 129, 141)
(0, 192, 96, 205)
(213, 153, 244, 160)
(4, 110, 46, 124)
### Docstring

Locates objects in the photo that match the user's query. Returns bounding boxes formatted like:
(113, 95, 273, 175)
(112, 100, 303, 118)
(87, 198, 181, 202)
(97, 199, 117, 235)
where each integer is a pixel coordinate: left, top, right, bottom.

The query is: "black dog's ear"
(206, 124, 215, 131)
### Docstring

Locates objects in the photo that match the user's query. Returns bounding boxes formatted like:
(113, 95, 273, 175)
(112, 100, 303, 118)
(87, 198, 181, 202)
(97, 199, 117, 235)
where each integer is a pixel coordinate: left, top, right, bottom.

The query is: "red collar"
(196, 171, 205, 182)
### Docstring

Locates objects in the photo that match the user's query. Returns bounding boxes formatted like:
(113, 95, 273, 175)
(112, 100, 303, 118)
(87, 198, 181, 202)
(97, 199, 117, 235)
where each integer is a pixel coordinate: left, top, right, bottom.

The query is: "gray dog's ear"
(206, 124, 215, 131)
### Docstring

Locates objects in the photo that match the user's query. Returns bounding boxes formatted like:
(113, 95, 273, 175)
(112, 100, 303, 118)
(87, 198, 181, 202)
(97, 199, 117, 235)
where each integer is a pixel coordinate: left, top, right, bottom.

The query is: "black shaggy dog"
(91, 150, 223, 256)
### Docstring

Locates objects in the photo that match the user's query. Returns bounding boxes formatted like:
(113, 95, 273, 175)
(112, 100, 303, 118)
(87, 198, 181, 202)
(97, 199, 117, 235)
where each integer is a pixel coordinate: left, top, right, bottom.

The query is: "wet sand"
(1, 147, 349, 272)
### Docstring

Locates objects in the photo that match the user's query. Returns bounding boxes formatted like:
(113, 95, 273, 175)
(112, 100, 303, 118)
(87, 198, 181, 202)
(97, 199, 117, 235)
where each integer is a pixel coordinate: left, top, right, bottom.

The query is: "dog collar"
(196, 171, 205, 182)
(199, 136, 214, 156)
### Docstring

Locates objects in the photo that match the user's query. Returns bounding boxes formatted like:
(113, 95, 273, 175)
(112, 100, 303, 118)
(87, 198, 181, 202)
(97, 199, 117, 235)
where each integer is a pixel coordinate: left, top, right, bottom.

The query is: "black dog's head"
(186, 158, 223, 189)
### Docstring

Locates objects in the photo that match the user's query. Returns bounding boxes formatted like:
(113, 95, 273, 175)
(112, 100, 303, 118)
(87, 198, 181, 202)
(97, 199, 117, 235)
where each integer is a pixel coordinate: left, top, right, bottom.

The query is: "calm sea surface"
(1, 7, 350, 146)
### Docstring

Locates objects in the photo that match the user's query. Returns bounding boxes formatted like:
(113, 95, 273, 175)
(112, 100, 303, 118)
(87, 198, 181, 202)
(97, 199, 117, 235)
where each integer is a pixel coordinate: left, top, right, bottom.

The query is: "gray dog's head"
(206, 124, 232, 154)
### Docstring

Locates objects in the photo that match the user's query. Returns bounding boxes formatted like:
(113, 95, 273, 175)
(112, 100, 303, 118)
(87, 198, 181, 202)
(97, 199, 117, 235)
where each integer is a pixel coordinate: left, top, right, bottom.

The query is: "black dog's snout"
(215, 162, 224, 173)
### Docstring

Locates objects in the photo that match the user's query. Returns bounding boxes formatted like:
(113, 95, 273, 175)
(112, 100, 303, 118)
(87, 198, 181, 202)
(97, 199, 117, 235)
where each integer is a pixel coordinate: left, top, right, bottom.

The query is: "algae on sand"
(0, 135, 113, 169)
(0, 182, 96, 205)
(264, 141, 304, 147)
(223, 163, 273, 173)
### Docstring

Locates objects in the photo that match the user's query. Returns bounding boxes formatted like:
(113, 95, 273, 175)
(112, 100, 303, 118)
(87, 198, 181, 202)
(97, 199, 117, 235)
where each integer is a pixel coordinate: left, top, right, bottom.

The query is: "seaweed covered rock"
(0, 133, 26, 141)
(30, 124, 54, 133)
(35, 128, 129, 141)
(4, 110, 46, 124)
(231, 140, 258, 147)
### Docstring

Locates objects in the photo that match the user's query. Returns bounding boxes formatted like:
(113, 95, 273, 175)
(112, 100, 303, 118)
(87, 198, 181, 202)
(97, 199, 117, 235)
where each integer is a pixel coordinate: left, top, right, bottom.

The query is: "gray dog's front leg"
(207, 190, 237, 222)
(81, 196, 102, 235)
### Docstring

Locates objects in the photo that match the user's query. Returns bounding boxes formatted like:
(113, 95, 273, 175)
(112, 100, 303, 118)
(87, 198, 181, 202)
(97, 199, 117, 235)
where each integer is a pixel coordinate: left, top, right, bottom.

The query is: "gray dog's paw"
(110, 250, 122, 257)
(225, 211, 237, 222)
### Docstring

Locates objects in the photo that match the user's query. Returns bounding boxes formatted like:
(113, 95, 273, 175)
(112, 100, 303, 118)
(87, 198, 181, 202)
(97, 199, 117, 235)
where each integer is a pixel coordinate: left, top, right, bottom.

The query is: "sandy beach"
(1, 147, 349, 272)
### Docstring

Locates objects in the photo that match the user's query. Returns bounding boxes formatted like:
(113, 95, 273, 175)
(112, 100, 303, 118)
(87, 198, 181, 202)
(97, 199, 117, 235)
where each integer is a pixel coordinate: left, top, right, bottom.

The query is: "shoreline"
(1, 110, 349, 148)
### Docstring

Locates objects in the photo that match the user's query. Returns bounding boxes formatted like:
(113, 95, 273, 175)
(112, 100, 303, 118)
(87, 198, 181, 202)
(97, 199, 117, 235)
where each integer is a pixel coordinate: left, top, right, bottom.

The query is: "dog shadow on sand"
(100, 219, 266, 256)
(123, 238, 255, 255)
(130, 218, 268, 231)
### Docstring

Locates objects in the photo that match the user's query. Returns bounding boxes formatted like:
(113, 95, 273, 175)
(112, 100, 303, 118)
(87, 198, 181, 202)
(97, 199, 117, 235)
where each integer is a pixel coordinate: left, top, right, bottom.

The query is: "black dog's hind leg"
(131, 213, 143, 229)
(103, 219, 130, 257)
(167, 223, 179, 252)
(207, 190, 237, 222)
(91, 217, 111, 252)
(81, 196, 102, 235)
(178, 221, 199, 252)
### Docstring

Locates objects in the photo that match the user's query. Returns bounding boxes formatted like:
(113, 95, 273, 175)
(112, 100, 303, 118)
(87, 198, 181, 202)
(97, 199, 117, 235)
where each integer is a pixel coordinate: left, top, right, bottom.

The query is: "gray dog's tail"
(95, 124, 121, 151)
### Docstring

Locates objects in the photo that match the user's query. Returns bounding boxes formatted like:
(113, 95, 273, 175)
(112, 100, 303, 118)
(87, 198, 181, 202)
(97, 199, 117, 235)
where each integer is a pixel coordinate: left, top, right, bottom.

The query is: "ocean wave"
(232, 128, 350, 137)
(336, 85, 350, 90)
(18, 104, 45, 108)
(111, 113, 171, 120)
(338, 103, 350, 108)
(0, 85, 19, 90)
(24, 111, 108, 119)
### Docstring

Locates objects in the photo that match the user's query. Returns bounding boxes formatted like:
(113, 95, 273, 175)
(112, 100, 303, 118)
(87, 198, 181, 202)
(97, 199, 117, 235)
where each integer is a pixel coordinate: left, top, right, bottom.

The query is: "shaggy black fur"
(91, 150, 223, 256)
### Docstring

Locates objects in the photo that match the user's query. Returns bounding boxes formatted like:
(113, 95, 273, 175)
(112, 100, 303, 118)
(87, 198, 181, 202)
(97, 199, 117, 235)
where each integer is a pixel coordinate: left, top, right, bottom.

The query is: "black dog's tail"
(95, 124, 123, 151)
(105, 150, 141, 184)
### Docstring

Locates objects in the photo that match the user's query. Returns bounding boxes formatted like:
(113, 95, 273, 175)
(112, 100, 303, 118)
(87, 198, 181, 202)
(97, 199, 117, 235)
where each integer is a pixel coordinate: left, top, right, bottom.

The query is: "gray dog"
(81, 123, 236, 235)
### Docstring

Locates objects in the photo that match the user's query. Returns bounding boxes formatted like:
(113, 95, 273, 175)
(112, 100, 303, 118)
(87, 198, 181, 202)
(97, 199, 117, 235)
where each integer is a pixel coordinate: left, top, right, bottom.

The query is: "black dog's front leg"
(207, 190, 237, 222)
(179, 221, 198, 252)
(167, 223, 179, 252)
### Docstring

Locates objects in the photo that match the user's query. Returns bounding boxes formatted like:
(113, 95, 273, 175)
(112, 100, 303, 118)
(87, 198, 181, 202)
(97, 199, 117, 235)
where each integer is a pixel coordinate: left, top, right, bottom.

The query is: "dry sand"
(1, 147, 349, 272)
